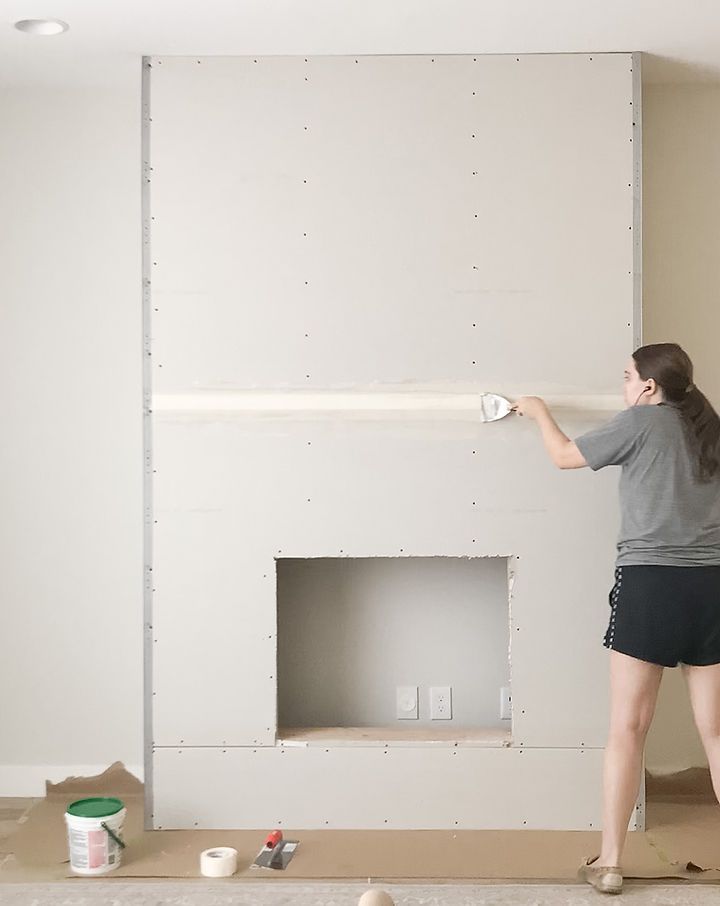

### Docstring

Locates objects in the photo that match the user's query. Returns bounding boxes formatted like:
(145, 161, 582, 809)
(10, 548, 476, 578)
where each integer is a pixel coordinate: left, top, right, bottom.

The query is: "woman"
(513, 342, 720, 895)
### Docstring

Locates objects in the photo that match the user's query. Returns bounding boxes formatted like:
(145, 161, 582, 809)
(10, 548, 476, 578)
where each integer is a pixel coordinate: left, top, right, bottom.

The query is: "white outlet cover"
(501, 686, 512, 720)
(430, 686, 452, 720)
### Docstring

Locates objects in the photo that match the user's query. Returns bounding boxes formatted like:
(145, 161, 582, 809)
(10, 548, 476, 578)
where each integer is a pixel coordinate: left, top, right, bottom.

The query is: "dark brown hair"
(632, 342, 720, 481)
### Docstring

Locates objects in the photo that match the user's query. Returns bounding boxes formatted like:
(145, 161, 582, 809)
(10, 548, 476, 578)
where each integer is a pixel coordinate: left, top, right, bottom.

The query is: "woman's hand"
(511, 396, 548, 420)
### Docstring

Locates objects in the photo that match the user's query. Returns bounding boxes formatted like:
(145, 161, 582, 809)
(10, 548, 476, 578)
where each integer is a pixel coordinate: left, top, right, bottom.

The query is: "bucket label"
(88, 829, 106, 869)
(68, 827, 97, 869)
(69, 826, 121, 871)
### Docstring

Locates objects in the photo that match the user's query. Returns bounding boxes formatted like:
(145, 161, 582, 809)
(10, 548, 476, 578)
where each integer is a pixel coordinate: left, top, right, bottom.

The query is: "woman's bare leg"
(681, 662, 720, 802)
(597, 650, 664, 866)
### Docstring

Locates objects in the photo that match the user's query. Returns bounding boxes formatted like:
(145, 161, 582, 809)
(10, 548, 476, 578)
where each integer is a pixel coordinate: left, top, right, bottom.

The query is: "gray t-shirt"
(574, 402, 720, 567)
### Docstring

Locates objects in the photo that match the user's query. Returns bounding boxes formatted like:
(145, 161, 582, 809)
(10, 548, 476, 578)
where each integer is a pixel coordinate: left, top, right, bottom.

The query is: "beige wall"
(643, 84, 720, 773)
(0, 64, 144, 794)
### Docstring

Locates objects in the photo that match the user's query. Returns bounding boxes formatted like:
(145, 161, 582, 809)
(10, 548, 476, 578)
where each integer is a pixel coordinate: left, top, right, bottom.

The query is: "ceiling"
(3, 0, 720, 88)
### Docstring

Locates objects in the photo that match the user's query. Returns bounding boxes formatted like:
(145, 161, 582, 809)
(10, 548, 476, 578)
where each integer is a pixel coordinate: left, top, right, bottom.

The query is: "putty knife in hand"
(478, 393, 514, 423)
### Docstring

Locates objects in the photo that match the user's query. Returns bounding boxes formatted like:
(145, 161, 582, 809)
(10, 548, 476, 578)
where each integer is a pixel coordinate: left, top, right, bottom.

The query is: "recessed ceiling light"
(14, 19, 69, 36)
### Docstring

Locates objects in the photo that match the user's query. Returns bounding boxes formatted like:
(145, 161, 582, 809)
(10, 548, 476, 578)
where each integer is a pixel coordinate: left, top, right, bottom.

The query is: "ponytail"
(674, 384, 720, 482)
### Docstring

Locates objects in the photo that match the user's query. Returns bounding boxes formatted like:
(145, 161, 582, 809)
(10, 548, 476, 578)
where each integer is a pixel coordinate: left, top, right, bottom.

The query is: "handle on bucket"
(101, 821, 126, 849)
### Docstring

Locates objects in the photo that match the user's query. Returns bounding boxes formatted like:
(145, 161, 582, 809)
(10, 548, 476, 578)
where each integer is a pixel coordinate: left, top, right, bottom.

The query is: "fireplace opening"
(276, 555, 512, 746)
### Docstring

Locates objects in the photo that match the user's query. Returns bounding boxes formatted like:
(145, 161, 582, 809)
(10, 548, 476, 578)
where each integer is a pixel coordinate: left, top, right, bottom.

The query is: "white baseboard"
(0, 764, 144, 798)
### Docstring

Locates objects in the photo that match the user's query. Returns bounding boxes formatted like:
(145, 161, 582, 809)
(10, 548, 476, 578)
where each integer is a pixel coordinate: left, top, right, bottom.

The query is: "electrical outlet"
(430, 686, 452, 720)
(500, 686, 512, 720)
(396, 686, 418, 720)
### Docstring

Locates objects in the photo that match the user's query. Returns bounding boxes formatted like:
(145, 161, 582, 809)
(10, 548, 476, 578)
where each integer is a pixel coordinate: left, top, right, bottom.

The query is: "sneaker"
(577, 854, 623, 894)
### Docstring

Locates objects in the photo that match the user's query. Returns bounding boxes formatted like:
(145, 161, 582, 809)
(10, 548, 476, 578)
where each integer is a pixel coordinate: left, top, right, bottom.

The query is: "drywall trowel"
(478, 393, 514, 423)
(251, 830, 299, 870)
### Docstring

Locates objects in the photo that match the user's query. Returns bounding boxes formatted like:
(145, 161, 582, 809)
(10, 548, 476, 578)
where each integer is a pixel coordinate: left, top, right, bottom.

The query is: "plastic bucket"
(64, 797, 126, 875)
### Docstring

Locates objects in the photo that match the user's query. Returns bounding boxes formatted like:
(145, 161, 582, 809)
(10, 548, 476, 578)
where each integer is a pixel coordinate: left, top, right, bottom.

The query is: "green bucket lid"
(66, 797, 125, 819)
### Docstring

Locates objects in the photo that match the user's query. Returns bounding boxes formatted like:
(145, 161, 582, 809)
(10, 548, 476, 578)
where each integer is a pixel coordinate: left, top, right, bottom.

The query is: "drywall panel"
(152, 745, 643, 831)
(148, 53, 635, 396)
(151, 415, 620, 747)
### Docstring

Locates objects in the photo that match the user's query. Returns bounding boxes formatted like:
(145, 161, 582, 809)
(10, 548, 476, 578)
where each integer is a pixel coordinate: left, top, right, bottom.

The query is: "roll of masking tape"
(200, 847, 238, 877)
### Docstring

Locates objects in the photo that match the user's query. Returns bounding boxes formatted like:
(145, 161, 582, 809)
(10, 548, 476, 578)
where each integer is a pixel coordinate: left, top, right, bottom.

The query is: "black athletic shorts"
(604, 564, 720, 667)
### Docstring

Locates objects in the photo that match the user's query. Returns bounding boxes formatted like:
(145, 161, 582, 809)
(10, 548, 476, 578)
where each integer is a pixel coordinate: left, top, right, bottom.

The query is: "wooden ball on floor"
(358, 890, 395, 906)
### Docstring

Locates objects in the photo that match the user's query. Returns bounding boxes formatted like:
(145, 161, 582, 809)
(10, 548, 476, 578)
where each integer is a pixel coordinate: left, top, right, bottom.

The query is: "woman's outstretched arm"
(512, 396, 589, 470)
